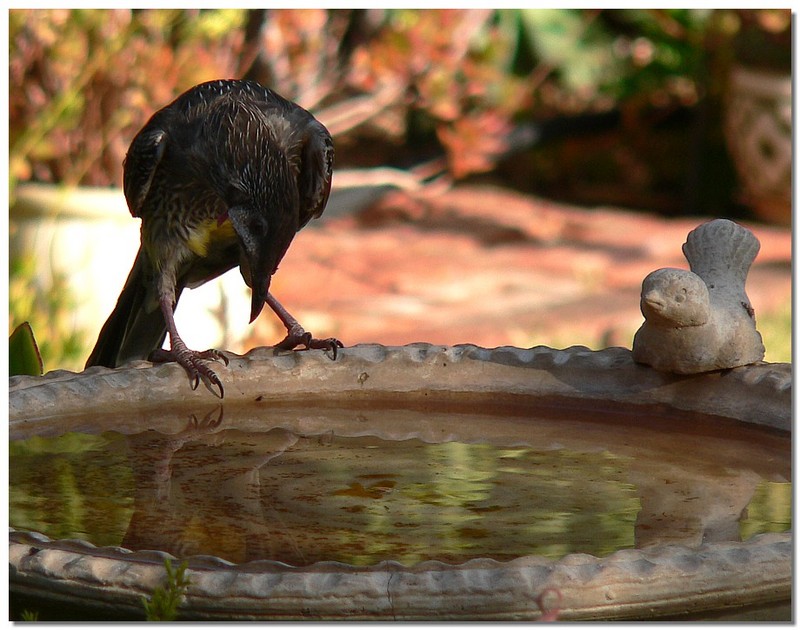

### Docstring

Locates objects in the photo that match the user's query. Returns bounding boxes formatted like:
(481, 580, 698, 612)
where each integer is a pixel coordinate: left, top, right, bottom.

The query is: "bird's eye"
(675, 292, 685, 303)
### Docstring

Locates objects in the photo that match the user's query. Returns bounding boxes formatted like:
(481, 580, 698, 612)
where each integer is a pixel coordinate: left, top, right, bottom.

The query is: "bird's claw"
(195, 348, 229, 366)
(274, 328, 343, 360)
(190, 368, 225, 399)
(309, 336, 344, 360)
(149, 347, 228, 398)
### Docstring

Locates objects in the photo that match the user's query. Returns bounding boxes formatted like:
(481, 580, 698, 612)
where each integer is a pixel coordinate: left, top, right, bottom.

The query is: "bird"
(632, 219, 764, 374)
(86, 79, 342, 397)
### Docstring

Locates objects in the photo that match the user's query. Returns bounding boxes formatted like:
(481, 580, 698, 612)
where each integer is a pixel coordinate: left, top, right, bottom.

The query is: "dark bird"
(86, 79, 341, 397)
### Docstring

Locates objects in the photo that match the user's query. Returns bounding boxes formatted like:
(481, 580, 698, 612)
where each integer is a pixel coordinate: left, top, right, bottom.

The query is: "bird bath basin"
(9, 344, 791, 621)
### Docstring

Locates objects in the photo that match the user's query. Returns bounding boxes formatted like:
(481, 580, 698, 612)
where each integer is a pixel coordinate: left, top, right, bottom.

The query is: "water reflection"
(9, 405, 791, 567)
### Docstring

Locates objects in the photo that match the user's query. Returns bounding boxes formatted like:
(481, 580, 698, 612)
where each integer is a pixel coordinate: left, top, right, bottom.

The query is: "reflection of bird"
(632, 219, 764, 374)
(86, 80, 341, 397)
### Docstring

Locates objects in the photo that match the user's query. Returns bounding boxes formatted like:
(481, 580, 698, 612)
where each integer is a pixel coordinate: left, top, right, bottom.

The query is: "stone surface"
(632, 220, 765, 374)
(8, 528, 792, 621)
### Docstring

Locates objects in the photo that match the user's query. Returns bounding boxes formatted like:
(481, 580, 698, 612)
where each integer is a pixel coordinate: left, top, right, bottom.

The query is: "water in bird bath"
(9, 400, 790, 568)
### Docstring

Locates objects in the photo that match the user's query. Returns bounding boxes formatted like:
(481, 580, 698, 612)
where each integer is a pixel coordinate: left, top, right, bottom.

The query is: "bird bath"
(9, 344, 791, 621)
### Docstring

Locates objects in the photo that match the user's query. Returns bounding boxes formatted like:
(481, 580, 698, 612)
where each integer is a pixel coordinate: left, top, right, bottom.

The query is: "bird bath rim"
(9, 343, 792, 621)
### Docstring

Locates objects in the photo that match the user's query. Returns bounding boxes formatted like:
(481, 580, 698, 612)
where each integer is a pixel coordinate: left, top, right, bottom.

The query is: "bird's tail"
(85, 250, 175, 369)
(682, 219, 760, 290)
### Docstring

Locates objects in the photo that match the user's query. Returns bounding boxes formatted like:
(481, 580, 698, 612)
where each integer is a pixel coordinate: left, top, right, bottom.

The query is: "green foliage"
(758, 297, 791, 364)
(9, 254, 87, 372)
(9, 322, 43, 376)
(519, 9, 620, 94)
(20, 610, 40, 622)
(9, 9, 247, 190)
(8, 9, 790, 228)
(142, 558, 191, 622)
(10, 8, 762, 189)
(601, 10, 714, 96)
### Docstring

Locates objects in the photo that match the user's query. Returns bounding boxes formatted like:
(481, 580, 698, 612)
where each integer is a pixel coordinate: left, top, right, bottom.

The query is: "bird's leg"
(266, 292, 342, 359)
(148, 295, 229, 397)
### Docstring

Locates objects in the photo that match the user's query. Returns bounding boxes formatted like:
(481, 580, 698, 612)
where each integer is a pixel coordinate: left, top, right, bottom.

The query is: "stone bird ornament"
(632, 219, 765, 374)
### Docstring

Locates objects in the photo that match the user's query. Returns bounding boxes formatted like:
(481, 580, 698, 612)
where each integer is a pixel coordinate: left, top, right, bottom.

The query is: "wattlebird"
(86, 79, 341, 397)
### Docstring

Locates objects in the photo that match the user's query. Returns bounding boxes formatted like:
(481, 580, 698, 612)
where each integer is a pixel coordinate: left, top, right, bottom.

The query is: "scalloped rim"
(9, 344, 792, 620)
(8, 528, 791, 621)
(10, 343, 791, 429)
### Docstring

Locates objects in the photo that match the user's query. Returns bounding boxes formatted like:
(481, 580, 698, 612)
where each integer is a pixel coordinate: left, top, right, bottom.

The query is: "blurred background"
(9, 8, 792, 373)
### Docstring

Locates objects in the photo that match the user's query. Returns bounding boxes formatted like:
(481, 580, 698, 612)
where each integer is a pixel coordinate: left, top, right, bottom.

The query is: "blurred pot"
(724, 65, 791, 226)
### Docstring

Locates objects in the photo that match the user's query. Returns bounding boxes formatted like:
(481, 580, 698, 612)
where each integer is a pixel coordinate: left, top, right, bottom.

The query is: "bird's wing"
(250, 88, 334, 230)
(122, 127, 167, 218)
(296, 118, 334, 229)
(123, 81, 237, 217)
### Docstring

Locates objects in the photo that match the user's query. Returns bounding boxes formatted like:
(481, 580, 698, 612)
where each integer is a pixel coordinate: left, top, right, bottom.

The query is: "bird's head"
(227, 197, 299, 323)
(640, 268, 710, 327)
(211, 97, 327, 326)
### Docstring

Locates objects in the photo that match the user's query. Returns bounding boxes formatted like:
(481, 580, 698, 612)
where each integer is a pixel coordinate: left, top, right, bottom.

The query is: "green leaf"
(10, 322, 44, 376)
(20, 610, 39, 622)
(143, 558, 191, 621)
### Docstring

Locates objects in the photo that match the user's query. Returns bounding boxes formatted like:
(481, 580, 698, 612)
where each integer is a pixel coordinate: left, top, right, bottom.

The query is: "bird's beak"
(642, 290, 665, 312)
(227, 205, 271, 323)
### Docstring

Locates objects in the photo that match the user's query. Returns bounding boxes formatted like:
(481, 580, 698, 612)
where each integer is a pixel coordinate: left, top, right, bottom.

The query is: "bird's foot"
(149, 346, 229, 398)
(274, 325, 343, 360)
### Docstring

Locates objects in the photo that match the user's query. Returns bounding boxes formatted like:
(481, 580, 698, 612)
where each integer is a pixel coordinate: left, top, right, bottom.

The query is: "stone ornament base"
(9, 344, 792, 620)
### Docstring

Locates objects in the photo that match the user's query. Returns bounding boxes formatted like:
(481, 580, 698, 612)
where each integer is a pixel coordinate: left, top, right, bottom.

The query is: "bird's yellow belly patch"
(187, 217, 237, 257)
